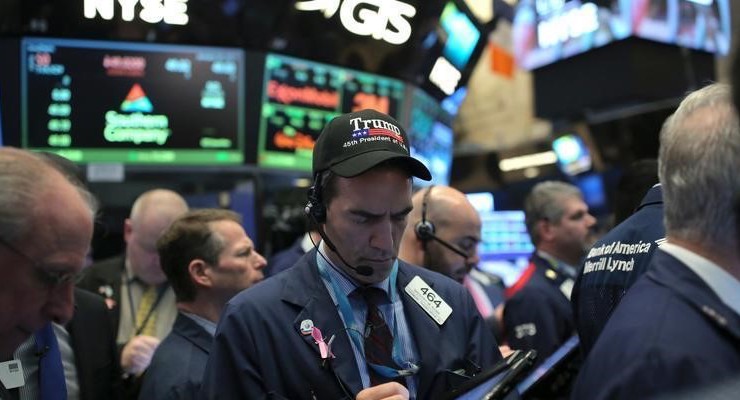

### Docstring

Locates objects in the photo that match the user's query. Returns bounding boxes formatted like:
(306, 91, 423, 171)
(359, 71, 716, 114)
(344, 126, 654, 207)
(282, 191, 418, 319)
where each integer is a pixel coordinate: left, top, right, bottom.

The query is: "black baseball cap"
(312, 109, 432, 180)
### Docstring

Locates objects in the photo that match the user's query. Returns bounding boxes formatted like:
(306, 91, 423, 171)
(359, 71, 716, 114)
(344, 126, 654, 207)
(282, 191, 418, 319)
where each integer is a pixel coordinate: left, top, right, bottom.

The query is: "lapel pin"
(300, 319, 314, 335)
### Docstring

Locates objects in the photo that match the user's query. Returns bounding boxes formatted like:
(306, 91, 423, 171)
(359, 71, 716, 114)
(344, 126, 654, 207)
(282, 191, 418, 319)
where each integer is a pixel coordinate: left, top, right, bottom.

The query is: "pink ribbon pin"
(311, 327, 335, 360)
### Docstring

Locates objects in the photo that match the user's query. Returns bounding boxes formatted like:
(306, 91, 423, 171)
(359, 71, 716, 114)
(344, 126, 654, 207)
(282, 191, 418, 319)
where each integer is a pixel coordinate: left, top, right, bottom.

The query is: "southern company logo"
(104, 83, 171, 145)
(120, 83, 153, 113)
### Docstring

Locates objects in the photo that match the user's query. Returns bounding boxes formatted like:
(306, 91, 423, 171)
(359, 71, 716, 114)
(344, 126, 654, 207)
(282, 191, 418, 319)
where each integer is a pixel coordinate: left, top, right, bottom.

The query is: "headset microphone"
(415, 186, 469, 260)
(306, 174, 374, 277)
(316, 226, 374, 277)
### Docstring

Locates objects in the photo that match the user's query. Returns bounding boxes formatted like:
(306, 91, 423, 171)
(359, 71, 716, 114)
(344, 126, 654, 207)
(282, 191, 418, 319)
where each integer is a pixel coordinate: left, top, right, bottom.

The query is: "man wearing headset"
(398, 186, 505, 339)
(201, 109, 501, 399)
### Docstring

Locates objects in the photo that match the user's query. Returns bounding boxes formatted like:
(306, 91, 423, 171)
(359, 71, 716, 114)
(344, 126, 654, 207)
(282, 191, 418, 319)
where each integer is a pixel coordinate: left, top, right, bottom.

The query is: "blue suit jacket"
(138, 313, 212, 400)
(571, 185, 665, 355)
(572, 250, 740, 399)
(503, 253, 574, 365)
(201, 249, 501, 399)
(266, 238, 306, 277)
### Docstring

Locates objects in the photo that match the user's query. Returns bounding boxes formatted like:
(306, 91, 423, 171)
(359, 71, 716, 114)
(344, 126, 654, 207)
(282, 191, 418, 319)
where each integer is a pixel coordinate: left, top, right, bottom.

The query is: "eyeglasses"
(0, 236, 83, 287)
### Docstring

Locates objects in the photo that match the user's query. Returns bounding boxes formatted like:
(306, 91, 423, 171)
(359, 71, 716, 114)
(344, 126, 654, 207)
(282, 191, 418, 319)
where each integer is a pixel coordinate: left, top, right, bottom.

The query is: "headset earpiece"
(305, 175, 327, 223)
(414, 185, 436, 242)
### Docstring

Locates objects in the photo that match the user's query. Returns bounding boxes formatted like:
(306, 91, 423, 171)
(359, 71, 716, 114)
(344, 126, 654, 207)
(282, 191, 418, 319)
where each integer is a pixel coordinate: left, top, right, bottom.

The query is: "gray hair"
(524, 181, 583, 245)
(658, 83, 740, 248)
(0, 148, 97, 244)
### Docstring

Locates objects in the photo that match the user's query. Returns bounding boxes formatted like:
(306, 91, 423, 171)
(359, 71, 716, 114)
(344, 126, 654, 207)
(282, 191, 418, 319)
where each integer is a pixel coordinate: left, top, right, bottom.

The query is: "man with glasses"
(0, 147, 97, 398)
(78, 189, 188, 385)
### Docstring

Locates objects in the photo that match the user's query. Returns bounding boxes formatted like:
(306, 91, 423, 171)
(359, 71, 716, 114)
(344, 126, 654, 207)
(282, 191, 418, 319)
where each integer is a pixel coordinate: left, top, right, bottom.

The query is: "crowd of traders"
(0, 82, 739, 400)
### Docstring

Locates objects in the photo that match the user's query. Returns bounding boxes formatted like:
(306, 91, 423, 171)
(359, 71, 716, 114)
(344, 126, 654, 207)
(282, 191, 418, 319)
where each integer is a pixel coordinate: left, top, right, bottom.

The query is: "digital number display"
(21, 37, 245, 165)
(258, 53, 405, 171)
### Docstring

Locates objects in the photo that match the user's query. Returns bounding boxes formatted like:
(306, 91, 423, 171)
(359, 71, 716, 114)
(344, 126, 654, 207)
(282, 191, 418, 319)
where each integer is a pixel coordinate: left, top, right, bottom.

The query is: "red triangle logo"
(125, 83, 146, 102)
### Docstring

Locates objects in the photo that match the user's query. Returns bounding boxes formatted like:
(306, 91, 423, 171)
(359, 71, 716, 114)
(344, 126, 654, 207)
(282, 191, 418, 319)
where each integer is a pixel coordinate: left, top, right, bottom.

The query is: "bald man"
(78, 189, 189, 381)
(399, 185, 482, 283)
(399, 186, 506, 339)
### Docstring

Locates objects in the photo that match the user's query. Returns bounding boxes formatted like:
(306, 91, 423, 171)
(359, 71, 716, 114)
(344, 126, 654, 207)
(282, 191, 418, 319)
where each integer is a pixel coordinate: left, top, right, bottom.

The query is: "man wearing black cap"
(201, 110, 500, 399)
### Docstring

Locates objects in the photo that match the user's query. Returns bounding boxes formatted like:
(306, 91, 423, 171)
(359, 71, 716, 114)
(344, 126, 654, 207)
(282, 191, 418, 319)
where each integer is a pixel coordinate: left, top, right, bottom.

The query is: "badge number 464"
(405, 276, 452, 325)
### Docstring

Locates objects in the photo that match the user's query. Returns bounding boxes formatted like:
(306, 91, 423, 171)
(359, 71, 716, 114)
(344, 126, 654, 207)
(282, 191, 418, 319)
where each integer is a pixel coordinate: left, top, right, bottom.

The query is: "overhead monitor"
(404, 87, 454, 186)
(574, 172, 607, 213)
(422, 0, 487, 99)
(258, 53, 405, 172)
(21, 37, 245, 164)
(552, 134, 592, 175)
(513, 0, 730, 70)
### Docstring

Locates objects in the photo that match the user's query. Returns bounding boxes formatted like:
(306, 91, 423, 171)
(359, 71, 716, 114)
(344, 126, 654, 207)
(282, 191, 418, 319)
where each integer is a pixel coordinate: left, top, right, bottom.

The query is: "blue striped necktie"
(35, 323, 67, 400)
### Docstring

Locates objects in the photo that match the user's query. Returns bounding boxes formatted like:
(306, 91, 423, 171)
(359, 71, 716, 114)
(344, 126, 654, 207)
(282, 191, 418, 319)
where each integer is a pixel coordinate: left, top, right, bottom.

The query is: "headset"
(305, 174, 327, 223)
(414, 185, 470, 259)
(305, 173, 373, 276)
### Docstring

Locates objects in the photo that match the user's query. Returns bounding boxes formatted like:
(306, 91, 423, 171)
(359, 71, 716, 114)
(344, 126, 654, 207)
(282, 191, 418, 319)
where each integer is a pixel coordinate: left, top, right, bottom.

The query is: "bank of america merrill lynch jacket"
(200, 249, 501, 399)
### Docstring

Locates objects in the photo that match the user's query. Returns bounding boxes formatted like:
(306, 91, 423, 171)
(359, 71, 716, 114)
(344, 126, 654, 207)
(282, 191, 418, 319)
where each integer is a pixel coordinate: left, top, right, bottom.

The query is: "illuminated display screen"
(513, 0, 730, 70)
(479, 210, 534, 261)
(477, 209, 534, 284)
(21, 37, 245, 164)
(552, 134, 592, 175)
(440, 1, 481, 71)
(258, 53, 406, 171)
(405, 88, 454, 186)
(575, 173, 607, 210)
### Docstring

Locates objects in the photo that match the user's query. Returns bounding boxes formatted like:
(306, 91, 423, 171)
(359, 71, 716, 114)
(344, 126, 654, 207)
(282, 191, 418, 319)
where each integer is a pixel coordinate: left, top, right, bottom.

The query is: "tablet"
(444, 350, 537, 400)
(515, 335, 580, 396)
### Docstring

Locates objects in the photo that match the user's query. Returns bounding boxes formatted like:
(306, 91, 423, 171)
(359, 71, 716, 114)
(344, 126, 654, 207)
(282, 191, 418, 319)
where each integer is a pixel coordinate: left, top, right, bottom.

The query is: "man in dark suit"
(77, 189, 189, 378)
(572, 83, 740, 399)
(503, 181, 596, 364)
(571, 182, 664, 356)
(0, 148, 96, 399)
(398, 185, 506, 343)
(201, 110, 501, 399)
(138, 209, 266, 399)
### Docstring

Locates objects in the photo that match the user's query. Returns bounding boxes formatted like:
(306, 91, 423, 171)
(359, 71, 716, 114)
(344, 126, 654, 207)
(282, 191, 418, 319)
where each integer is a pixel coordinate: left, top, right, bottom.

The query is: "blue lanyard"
(316, 255, 419, 379)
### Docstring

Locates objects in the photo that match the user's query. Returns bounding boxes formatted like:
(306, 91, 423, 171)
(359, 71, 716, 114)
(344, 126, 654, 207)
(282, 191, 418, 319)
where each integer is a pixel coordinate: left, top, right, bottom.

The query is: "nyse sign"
(84, 0, 189, 25)
(295, 0, 416, 45)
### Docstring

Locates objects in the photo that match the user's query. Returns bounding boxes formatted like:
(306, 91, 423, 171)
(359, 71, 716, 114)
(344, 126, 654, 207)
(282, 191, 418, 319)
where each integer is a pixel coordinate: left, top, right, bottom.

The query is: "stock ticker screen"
(258, 53, 406, 171)
(21, 37, 245, 165)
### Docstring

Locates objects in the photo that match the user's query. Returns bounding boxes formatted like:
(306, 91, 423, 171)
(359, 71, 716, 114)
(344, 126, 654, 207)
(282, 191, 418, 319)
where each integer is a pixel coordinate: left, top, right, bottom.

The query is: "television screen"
(405, 88, 454, 186)
(478, 210, 534, 286)
(552, 134, 592, 175)
(575, 173, 607, 212)
(421, 1, 486, 99)
(513, 0, 730, 70)
(21, 37, 245, 164)
(440, 1, 482, 71)
(466, 192, 495, 213)
(258, 53, 406, 171)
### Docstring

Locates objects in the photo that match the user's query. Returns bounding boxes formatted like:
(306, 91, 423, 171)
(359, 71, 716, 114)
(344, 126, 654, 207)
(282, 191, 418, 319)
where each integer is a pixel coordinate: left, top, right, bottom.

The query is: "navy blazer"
(139, 313, 212, 400)
(201, 249, 501, 400)
(68, 288, 123, 400)
(572, 250, 740, 399)
(266, 238, 306, 277)
(503, 253, 575, 365)
(571, 185, 665, 355)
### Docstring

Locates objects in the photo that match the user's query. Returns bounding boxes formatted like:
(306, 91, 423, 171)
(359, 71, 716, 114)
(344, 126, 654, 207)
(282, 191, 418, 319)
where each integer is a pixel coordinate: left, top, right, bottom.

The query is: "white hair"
(658, 83, 740, 248)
